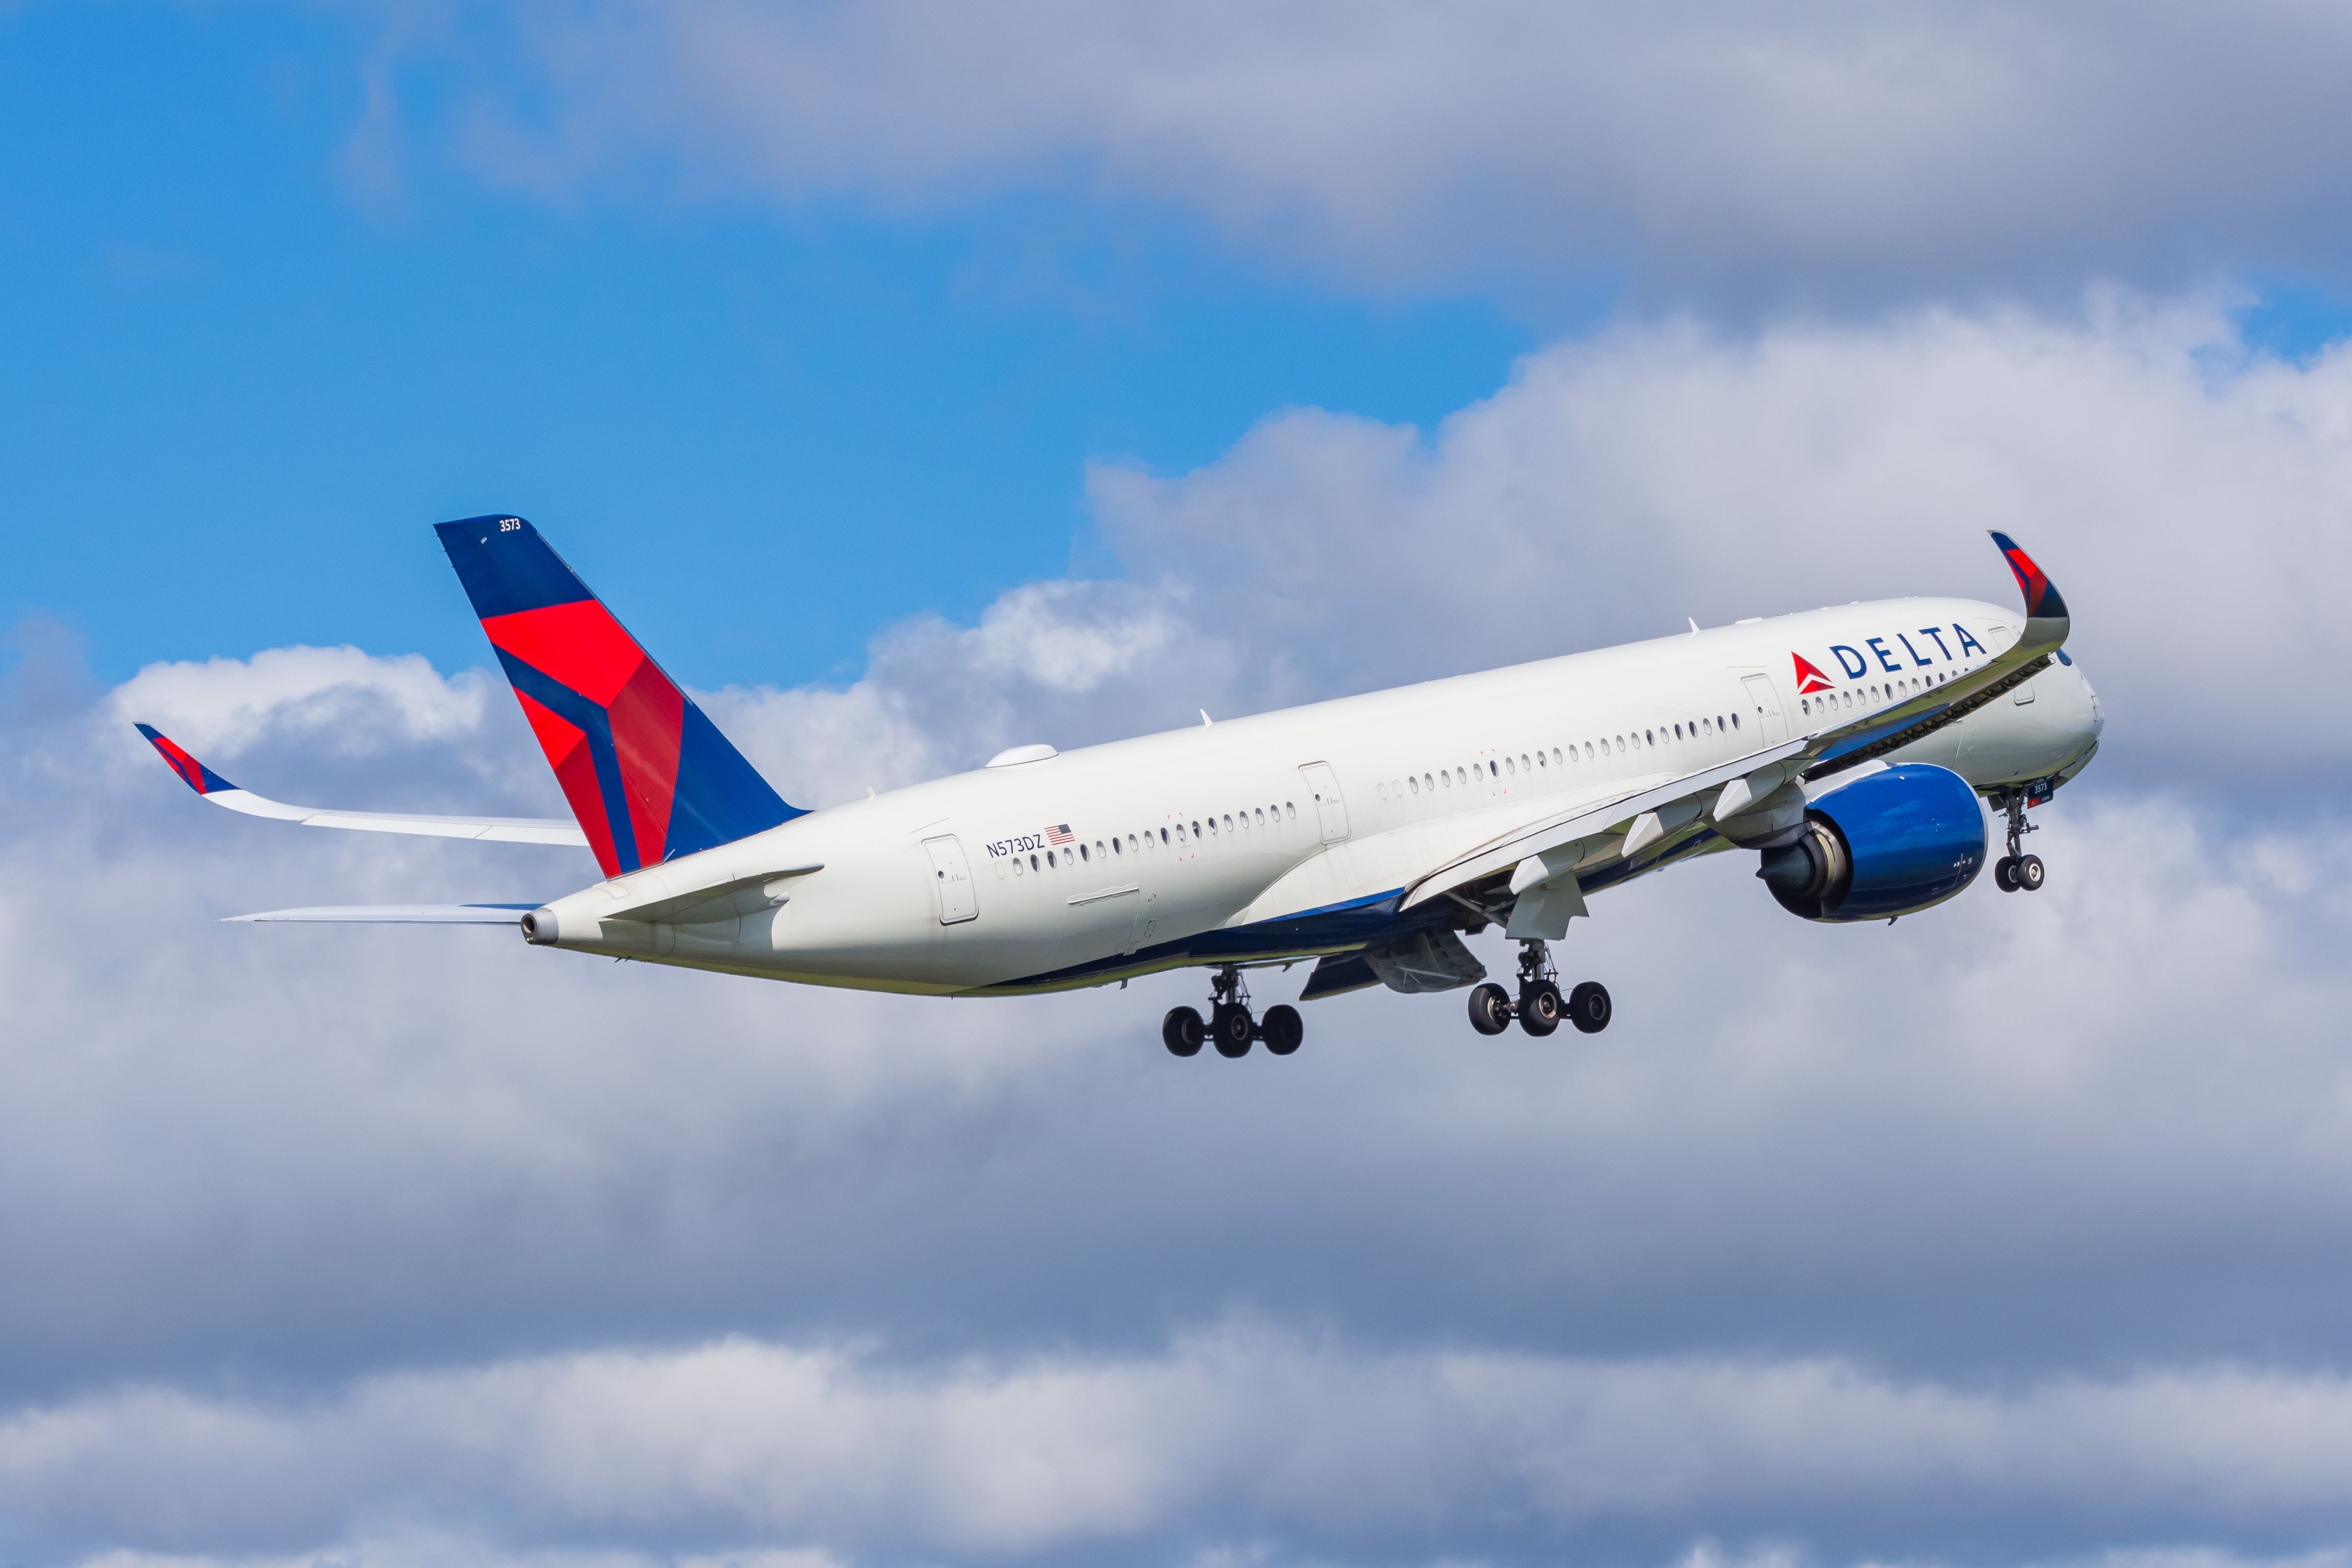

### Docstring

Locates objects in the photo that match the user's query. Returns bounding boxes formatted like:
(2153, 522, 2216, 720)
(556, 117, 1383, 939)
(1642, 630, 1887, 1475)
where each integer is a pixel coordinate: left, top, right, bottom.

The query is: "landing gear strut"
(1164, 965, 1303, 1059)
(1991, 788, 2047, 893)
(1468, 942, 1609, 1037)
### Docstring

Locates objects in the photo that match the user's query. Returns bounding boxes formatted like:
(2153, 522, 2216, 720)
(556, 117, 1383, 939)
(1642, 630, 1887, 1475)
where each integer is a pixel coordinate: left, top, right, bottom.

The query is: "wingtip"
(135, 723, 237, 795)
(1986, 531, 2070, 624)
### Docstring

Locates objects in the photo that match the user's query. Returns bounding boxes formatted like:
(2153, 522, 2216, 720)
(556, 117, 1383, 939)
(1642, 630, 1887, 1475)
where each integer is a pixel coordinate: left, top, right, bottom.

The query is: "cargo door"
(922, 834, 978, 924)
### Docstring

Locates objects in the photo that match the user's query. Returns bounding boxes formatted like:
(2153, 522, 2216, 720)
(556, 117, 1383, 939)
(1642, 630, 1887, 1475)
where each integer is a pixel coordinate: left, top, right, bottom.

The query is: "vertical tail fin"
(435, 515, 801, 877)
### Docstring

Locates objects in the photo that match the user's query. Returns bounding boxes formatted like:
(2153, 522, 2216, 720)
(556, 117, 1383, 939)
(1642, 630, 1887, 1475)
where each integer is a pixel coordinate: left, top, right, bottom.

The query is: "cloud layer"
(19, 1328, 2352, 1562)
(7, 300, 2352, 1563)
(401, 1, 2352, 301)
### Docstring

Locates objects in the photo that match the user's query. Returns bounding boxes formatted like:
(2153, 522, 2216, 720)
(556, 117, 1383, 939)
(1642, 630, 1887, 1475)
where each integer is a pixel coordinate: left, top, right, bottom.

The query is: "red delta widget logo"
(1791, 653, 1835, 694)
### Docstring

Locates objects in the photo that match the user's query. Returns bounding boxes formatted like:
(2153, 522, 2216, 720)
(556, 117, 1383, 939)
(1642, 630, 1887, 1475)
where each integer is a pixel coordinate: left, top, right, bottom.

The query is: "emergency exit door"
(922, 835, 978, 924)
(1298, 762, 1350, 844)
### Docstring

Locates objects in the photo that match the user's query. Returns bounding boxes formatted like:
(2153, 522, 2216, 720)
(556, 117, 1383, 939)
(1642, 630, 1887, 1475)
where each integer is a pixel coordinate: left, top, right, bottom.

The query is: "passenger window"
(1161, 827, 1171, 843)
(1378, 783, 1388, 801)
(1408, 776, 1419, 794)
(1488, 760, 1499, 776)
(1255, 807, 1266, 825)
(1224, 814, 1235, 832)
(1192, 821, 1202, 838)
(1047, 850, 1057, 867)
(1014, 856, 1025, 876)
(1285, 803, 1296, 819)
(1505, 757, 1515, 775)
(1731, 714, 1740, 728)
(1520, 753, 1531, 771)
(1552, 749, 1562, 766)
(1079, 843, 1089, 862)
(1175, 825, 1186, 842)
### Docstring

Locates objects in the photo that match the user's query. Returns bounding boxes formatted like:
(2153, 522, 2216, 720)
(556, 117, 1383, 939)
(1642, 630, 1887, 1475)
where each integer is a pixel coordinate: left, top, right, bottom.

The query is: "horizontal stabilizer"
(135, 724, 588, 847)
(224, 904, 538, 924)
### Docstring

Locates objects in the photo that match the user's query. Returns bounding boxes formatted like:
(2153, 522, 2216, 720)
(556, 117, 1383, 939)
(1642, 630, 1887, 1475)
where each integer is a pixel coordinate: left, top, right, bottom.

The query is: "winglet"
(135, 723, 238, 796)
(1988, 531, 2069, 624)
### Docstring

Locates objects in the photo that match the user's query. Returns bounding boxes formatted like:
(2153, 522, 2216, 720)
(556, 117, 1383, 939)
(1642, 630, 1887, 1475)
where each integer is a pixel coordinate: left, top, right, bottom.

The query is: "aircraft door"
(922, 834, 979, 924)
(1741, 674, 1790, 744)
(1299, 761, 1350, 844)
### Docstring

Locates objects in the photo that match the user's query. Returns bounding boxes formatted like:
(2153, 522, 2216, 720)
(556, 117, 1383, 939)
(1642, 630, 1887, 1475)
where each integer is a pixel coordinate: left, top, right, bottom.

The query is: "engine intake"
(1759, 763, 1986, 922)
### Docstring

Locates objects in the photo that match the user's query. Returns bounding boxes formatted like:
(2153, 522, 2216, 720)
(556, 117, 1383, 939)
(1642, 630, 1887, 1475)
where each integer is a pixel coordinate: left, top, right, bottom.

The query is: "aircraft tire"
(1212, 1003, 1255, 1058)
(1261, 1004, 1303, 1055)
(1567, 981, 1612, 1035)
(1468, 982, 1513, 1036)
(1994, 856, 2019, 891)
(2018, 853, 2046, 891)
(1519, 980, 1562, 1037)
(1163, 1006, 1204, 1057)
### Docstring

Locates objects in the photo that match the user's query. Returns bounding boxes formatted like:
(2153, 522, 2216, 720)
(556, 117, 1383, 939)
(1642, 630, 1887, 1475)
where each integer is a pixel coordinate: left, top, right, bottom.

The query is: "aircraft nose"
(2055, 648, 2103, 738)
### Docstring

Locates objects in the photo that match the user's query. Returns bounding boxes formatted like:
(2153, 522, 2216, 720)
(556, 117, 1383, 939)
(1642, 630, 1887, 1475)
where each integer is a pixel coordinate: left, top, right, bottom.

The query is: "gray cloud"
(18, 1329, 2352, 1562)
(8, 303, 2352, 1562)
(379, 0, 2352, 303)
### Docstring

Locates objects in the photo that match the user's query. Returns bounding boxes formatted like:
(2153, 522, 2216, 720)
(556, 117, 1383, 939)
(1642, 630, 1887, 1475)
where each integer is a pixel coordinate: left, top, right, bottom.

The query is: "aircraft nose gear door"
(1298, 762, 1350, 844)
(923, 835, 979, 924)
(1741, 673, 1790, 744)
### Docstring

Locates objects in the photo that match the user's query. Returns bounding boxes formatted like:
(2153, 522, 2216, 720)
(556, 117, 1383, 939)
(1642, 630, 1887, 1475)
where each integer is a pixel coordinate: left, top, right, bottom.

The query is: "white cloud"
(1085, 296, 2352, 789)
(18, 1330, 2352, 1558)
(10, 299, 2352, 1562)
(389, 1, 2352, 299)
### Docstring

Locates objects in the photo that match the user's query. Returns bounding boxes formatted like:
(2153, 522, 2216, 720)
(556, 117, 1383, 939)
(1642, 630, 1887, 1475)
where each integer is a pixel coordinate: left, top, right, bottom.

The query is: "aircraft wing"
(225, 904, 539, 924)
(1401, 530, 2071, 915)
(135, 724, 589, 847)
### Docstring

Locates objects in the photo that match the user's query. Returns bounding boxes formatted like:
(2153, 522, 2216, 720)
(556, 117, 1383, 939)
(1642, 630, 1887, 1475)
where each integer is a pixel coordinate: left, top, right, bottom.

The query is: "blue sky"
(2, 1, 1544, 687)
(12, 5, 2352, 1566)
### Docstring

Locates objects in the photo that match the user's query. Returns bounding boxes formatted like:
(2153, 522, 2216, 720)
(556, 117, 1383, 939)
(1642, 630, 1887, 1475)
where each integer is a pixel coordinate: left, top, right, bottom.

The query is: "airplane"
(137, 519, 2101, 1057)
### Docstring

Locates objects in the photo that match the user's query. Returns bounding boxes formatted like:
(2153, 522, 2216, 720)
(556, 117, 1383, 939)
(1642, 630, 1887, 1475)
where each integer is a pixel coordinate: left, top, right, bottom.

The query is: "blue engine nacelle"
(1758, 763, 1987, 922)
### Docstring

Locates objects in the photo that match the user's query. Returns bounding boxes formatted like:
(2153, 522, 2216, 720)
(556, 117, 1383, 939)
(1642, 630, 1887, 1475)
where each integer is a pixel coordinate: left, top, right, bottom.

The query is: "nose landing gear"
(1165, 966, 1304, 1059)
(1469, 942, 1610, 1037)
(1991, 787, 2049, 893)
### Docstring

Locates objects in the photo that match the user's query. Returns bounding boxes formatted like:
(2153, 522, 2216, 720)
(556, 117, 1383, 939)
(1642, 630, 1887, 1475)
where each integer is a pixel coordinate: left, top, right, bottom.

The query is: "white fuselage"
(531, 596, 2102, 994)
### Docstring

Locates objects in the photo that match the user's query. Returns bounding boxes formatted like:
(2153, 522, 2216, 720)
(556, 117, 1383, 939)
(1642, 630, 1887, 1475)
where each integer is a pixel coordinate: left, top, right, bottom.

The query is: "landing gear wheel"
(1162, 1006, 1203, 1058)
(1567, 981, 1612, 1034)
(1468, 982, 1513, 1036)
(1212, 1003, 1255, 1058)
(1995, 856, 2019, 891)
(1518, 980, 1562, 1037)
(2017, 853, 2045, 891)
(1261, 1004, 1303, 1056)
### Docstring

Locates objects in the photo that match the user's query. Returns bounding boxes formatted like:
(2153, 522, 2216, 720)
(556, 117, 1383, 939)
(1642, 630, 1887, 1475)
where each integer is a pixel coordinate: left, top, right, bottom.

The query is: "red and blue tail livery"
(435, 515, 801, 877)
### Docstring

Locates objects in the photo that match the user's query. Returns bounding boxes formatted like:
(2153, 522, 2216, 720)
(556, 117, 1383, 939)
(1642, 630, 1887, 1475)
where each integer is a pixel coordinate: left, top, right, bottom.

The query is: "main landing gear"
(1991, 788, 2048, 893)
(1468, 942, 1611, 1038)
(1164, 966, 1303, 1059)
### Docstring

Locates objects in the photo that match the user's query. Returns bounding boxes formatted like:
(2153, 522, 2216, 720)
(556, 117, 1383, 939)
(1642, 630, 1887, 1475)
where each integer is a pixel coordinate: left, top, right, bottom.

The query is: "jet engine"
(1758, 763, 1986, 922)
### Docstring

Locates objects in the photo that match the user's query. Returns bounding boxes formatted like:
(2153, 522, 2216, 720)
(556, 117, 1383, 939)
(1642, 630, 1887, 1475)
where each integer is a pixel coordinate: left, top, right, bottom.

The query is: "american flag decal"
(1046, 823, 1074, 845)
